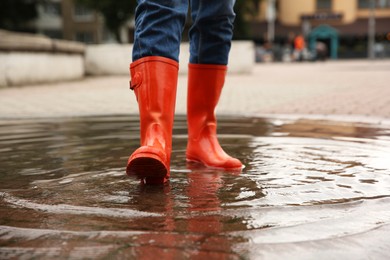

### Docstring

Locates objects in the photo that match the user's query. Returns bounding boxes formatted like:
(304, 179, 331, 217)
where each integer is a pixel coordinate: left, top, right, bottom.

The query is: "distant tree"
(75, 0, 136, 43)
(0, 0, 38, 32)
(234, 0, 260, 39)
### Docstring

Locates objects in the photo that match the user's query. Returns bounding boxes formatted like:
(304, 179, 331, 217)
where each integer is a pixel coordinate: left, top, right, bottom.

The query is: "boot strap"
(130, 72, 142, 90)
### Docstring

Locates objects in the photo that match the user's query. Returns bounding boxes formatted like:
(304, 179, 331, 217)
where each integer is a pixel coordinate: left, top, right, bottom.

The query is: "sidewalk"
(0, 59, 389, 122)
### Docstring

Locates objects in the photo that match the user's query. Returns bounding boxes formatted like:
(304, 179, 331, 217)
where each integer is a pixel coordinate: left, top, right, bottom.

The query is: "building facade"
(62, 0, 104, 43)
(251, 0, 390, 59)
(31, 0, 107, 44)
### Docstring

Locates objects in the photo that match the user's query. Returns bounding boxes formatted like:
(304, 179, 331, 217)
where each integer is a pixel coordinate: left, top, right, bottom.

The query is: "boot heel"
(127, 153, 167, 181)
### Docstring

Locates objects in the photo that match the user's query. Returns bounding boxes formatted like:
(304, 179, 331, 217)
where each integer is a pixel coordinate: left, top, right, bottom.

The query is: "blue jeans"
(132, 0, 236, 65)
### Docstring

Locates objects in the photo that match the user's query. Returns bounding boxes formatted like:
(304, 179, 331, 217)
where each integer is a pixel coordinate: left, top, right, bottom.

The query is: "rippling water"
(1, 116, 390, 259)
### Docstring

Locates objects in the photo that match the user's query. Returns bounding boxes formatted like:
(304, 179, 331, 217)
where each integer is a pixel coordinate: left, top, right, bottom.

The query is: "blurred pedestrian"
(293, 33, 306, 61)
(315, 41, 327, 61)
(127, 0, 243, 185)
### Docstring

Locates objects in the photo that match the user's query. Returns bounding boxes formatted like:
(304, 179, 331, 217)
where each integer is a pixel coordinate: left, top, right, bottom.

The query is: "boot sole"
(127, 153, 168, 184)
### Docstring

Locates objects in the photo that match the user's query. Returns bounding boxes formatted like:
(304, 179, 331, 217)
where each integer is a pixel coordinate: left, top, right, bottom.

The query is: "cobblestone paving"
(0, 60, 389, 121)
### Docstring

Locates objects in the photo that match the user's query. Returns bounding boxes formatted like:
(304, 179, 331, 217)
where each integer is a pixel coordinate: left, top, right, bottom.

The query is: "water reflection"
(0, 116, 390, 258)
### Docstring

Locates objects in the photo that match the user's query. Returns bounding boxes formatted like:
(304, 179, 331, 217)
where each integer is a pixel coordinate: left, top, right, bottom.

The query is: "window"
(377, 0, 390, 8)
(358, 0, 370, 8)
(317, 0, 332, 10)
(73, 4, 94, 21)
(75, 31, 94, 43)
(43, 2, 62, 16)
(359, 0, 390, 9)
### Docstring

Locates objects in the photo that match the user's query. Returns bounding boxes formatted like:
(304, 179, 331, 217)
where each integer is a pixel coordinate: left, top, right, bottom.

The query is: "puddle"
(1, 115, 390, 259)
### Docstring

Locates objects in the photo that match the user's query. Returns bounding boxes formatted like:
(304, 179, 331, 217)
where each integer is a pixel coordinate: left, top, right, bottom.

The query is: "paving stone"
(0, 60, 389, 121)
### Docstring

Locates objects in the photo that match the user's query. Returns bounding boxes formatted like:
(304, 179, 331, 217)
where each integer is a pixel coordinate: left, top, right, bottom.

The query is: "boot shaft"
(187, 63, 227, 138)
(130, 56, 179, 149)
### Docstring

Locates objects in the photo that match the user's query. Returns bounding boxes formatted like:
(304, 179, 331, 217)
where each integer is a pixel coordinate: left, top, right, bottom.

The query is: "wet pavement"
(1, 115, 390, 259)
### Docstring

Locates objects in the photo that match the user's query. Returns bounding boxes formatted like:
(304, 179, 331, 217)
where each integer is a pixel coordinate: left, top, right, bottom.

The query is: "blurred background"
(1, 0, 389, 61)
(1, 3, 390, 259)
(1, 0, 389, 87)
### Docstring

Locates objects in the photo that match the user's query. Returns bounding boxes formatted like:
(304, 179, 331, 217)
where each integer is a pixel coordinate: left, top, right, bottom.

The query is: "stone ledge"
(0, 30, 86, 87)
(0, 30, 85, 54)
(85, 41, 255, 76)
(0, 53, 85, 87)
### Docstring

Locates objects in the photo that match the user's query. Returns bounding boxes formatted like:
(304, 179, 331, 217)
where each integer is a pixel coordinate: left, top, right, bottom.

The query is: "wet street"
(1, 115, 390, 259)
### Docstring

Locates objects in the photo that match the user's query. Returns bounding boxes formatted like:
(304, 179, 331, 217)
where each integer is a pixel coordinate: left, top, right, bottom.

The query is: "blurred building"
(252, 0, 390, 59)
(31, 0, 108, 44)
(32, 0, 63, 39)
(62, 0, 105, 43)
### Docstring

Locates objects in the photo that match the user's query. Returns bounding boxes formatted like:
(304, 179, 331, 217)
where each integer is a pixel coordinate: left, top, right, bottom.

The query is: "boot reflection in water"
(126, 0, 243, 185)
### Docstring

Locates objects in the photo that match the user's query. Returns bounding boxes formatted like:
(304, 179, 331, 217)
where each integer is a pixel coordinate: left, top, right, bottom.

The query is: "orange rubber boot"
(126, 56, 178, 184)
(186, 64, 243, 170)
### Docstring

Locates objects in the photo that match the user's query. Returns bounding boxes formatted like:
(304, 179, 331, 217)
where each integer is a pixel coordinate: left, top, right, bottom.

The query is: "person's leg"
(127, 0, 188, 184)
(186, 0, 242, 170)
(132, 0, 188, 62)
(189, 0, 235, 65)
